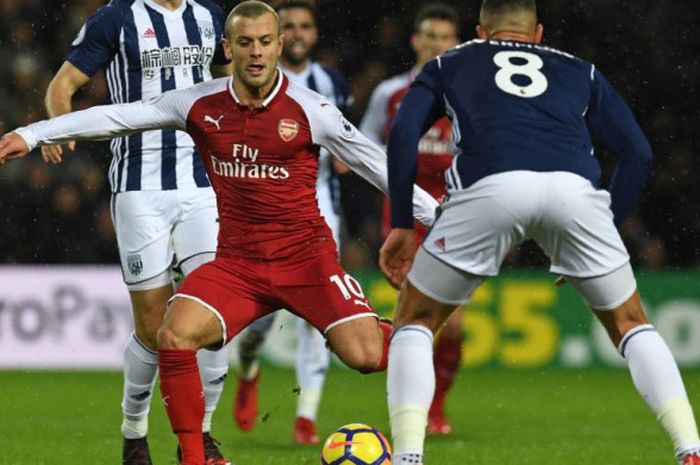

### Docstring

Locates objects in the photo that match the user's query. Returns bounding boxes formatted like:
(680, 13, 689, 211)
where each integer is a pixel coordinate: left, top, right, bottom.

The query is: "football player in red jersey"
(232, 1, 354, 445)
(360, 2, 462, 435)
(0, 2, 438, 464)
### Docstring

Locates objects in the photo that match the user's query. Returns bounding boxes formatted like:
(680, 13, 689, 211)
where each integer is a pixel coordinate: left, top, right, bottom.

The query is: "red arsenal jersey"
(360, 70, 453, 240)
(18, 71, 440, 261)
(361, 70, 454, 200)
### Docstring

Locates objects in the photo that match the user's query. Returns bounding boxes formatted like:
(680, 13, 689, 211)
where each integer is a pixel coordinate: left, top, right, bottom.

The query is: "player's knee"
(156, 324, 196, 350)
(438, 310, 463, 340)
(132, 295, 171, 347)
(134, 315, 162, 348)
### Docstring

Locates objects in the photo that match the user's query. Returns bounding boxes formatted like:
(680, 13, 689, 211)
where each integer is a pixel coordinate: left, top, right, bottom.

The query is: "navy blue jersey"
(388, 39, 652, 228)
(66, 0, 229, 193)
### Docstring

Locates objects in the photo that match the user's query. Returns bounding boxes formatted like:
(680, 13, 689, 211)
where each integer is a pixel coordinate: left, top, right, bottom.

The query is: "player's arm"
(41, 3, 123, 164)
(386, 63, 445, 230)
(332, 157, 350, 175)
(42, 62, 92, 163)
(0, 91, 191, 165)
(209, 3, 233, 79)
(310, 103, 439, 228)
(380, 64, 445, 287)
(587, 68, 653, 225)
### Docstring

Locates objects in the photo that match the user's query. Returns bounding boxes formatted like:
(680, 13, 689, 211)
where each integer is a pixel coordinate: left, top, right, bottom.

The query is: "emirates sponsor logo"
(210, 144, 289, 180)
(278, 119, 299, 142)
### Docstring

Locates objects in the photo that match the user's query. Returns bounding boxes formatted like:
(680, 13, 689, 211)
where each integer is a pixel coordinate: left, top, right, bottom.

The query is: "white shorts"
(422, 171, 630, 278)
(111, 188, 218, 289)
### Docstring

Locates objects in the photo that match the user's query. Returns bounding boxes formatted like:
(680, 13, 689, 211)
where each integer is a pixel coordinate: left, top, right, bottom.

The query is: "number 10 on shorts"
(330, 273, 365, 300)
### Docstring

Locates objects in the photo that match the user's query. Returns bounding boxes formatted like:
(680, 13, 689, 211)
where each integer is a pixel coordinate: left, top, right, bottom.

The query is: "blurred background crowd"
(0, 0, 698, 269)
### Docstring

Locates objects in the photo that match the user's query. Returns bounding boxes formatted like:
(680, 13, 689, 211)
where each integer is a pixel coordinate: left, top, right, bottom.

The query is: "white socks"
(620, 324, 700, 455)
(197, 347, 231, 433)
(388, 325, 434, 464)
(295, 320, 330, 420)
(121, 332, 231, 437)
(121, 333, 158, 439)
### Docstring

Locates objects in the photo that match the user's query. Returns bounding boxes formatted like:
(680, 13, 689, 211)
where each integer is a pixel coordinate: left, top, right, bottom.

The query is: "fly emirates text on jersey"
(210, 143, 291, 180)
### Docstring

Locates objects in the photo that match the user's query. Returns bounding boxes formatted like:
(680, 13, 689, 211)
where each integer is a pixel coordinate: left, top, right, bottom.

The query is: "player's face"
(225, 13, 283, 90)
(412, 19, 459, 64)
(279, 7, 318, 66)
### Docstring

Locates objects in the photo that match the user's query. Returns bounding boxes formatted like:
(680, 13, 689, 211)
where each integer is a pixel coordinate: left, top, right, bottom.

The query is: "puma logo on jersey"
(204, 114, 224, 130)
(353, 299, 371, 310)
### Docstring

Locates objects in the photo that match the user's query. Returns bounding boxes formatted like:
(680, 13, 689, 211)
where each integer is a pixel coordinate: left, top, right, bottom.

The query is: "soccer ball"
(320, 423, 392, 465)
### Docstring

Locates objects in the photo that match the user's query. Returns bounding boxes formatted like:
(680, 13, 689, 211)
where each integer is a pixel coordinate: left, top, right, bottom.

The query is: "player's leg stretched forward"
(566, 268, 700, 465)
(158, 274, 392, 464)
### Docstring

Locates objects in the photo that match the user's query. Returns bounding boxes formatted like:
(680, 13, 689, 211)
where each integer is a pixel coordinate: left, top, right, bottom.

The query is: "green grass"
(0, 368, 698, 464)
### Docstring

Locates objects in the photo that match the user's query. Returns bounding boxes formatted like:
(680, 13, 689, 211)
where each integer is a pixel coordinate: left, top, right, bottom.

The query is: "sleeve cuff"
(14, 128, 38, 151)
(390, 213, 415, 229)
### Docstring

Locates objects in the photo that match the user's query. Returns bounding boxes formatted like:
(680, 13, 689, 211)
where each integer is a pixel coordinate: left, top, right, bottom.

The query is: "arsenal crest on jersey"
(278, 119, 299, 142)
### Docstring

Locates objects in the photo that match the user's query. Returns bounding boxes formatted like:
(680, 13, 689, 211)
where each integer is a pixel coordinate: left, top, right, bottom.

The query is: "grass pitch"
(0, 368, 698, 464)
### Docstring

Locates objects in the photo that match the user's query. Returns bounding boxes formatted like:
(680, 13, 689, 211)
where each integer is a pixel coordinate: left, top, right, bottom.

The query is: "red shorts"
(174, 248, 376, 345)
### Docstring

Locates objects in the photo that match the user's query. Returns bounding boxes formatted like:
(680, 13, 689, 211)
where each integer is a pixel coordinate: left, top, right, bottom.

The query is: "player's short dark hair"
(274, 0, 317, 23)
(480, 0, 537, 18)
(227, 0, 281, 34)
(413, 2, 461, 35)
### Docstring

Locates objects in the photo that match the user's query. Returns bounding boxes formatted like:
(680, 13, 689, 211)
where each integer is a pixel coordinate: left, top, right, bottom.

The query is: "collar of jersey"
(143, 0, 187, 18)
(228, 67, 286, 109)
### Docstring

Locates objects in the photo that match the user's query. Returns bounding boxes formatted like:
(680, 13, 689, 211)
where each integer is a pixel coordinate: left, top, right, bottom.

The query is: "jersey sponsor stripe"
(123, 8, 143, 192)
(306, 71, 318, 93)
(115, 33, 130, 192)
(108, 38, 129, 191)
(192, 147, 210, 187)
(182, 4, 204, 85)
(146, 5, 178, 190)
(183, 3, 210, 188)
(443, 97, 463, 190)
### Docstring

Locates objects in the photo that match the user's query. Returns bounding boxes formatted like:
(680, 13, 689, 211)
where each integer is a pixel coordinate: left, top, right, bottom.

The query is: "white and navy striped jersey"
(67, 0, 229, 193)
(281, 62, 352, 242)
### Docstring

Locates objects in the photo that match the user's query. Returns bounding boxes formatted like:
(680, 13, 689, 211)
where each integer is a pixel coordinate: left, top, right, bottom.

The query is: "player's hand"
(554, 275, 567, 286)
(41, 141, 75, 164)
(379, 228, 416, 289)
(0, 132, 31, 166)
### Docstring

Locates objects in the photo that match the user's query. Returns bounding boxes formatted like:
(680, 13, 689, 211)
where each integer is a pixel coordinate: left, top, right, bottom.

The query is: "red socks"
(431, 334, 462, 412)
(158, 349, 205, 465)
